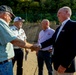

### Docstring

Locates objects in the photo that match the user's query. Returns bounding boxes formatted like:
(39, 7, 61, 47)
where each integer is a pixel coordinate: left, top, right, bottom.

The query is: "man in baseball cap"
(10, 17, 26, 75)
(0, 5, 33, 75)
(0, 5, 15, 17)
(14, 17, 25, 22)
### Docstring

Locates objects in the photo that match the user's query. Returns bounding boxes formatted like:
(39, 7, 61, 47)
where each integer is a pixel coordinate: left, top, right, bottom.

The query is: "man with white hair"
(34, 6, 76, 75)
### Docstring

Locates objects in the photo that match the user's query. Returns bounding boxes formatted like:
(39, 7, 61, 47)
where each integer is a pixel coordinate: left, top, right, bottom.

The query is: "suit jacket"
(41, 20, 76, 73)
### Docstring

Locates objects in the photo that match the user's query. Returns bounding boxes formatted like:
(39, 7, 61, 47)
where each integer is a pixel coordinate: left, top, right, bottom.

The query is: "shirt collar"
(43, 27, 50, 32)
(13, 25, 18, 30)
(13, 25, 22, 30)
(0, 18, 9, 26)
(62, 18, 70, 25)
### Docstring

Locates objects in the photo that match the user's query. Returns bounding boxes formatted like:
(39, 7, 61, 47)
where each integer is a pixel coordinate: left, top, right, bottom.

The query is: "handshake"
(25, 42, 41, 51)
(30, 44, 41, 51)
(24, 43, 40, 61)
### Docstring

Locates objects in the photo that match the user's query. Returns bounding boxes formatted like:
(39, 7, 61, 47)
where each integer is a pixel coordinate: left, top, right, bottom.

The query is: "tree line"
(0, 0, 76, 24)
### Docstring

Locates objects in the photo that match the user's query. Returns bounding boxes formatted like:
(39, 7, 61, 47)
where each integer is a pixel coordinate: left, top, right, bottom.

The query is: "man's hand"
(30, 44, 41, 52)
(48, 49, 52, 52)
(36, 50, 39, 56)
(57, 65, 66, 73)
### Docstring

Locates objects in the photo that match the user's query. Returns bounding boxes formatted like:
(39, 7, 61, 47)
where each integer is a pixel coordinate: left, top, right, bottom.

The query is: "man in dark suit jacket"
(34, 6, 76, 75)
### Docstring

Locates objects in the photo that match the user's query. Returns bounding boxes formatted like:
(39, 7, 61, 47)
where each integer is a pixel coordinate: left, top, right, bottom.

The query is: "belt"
(14, 47, 20, 49)
(0, 59, 11, 64)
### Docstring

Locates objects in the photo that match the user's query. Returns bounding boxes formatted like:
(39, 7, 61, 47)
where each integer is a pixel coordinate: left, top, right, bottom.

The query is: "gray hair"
(62, 6, 72, 17)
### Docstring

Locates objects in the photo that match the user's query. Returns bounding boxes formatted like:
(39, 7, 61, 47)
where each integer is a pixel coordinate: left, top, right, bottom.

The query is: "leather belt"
(0, 59, 11, 64)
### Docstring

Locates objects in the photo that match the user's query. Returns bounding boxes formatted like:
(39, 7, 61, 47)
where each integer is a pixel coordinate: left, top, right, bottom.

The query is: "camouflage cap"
(0, 5, 15, 17)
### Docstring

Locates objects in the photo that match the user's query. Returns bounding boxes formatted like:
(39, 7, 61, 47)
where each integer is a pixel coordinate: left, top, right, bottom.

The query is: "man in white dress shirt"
(36, 19, 55, 75)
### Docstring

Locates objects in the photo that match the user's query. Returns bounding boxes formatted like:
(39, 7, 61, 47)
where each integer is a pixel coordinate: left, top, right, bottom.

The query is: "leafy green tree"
(0, 0, 76, 23)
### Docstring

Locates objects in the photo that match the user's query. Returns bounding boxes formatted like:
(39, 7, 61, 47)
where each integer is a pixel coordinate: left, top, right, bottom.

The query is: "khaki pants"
(53, 69, 76, 75)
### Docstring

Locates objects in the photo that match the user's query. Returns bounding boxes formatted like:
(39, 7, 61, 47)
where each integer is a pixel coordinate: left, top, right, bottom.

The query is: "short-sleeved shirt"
(38, 27, 55, 51)
(0, 19, 17, 62)
(10, 25, 27, 49)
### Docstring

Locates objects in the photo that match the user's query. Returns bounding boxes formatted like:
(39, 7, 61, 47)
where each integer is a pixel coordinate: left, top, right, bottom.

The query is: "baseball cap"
(0, 5, 15, 17)
(14, 17, 25, 22)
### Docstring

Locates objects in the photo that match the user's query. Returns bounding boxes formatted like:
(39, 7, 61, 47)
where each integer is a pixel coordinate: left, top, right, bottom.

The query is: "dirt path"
(13, 51, 48, 75)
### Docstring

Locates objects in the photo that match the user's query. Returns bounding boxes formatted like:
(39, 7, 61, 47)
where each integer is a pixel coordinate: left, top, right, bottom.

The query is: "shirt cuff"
(39, 44, 42, 48)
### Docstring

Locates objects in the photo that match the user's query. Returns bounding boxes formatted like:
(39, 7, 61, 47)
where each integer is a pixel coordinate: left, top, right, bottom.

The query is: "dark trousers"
(37, 50, 52, 75)
(12, 48, 24, 75)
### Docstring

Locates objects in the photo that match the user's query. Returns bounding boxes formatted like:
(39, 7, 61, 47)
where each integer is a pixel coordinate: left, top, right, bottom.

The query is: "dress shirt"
(55, 18, 70, 41)
(38, 27, 55, 51)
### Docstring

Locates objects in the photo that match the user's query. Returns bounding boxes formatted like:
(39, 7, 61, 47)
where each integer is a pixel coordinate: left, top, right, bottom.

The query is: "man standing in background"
(36, 19, 55, 75)
(10, 16, 28, 75)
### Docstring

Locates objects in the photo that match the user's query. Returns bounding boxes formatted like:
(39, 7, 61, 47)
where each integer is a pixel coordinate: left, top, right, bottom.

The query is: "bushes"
(15, 13, 58, 23)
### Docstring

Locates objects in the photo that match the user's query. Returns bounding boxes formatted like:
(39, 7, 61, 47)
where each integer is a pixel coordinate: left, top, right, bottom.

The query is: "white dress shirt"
(55, 18, 70, 41)
(38, 27, 55, 51)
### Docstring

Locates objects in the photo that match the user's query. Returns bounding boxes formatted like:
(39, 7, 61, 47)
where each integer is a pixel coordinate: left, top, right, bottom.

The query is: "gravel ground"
(13, 50, 48, 75)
